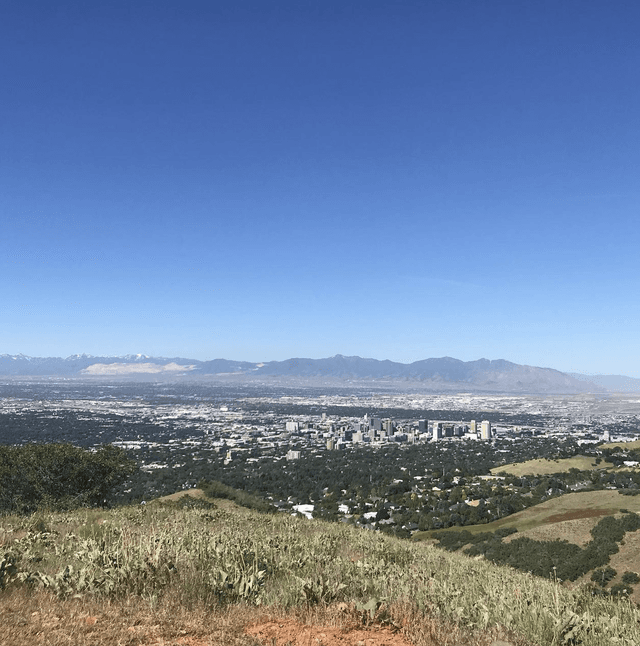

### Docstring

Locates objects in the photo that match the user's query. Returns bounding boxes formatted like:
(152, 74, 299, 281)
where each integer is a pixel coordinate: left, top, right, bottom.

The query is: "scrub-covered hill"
(1, 494, 639, 646)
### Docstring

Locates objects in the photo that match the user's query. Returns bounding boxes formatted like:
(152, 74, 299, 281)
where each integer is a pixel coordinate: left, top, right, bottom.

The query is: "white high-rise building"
(480, 420, 492, 440)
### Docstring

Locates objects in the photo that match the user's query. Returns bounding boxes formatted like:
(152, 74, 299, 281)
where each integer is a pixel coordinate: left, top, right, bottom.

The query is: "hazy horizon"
(2, 351, 640, 380)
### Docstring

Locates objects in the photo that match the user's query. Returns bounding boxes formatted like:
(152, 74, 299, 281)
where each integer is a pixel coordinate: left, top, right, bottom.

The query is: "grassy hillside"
(1, 495, 640, 646)
(601, 439, 640, 450)
(490, 455, 604, 476)
(414, 490, 640, 540)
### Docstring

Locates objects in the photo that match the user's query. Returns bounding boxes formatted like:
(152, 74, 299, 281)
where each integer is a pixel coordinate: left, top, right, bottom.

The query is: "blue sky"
(2, 1, 640, 376)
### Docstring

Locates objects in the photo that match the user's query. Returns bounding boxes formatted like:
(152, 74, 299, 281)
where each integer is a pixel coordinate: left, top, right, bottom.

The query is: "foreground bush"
(0, 443, 136, 514)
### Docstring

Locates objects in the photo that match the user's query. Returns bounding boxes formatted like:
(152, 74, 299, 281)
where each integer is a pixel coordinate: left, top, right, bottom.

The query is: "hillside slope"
(1, 498, 638, 646)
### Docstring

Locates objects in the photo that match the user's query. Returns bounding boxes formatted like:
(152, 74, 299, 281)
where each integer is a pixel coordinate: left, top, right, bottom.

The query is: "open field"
(413, 490, 640, 603)
(497, 502, 640, 605)
(2, 496, 640, 646)
(491, 455, 640, 477)
(601, 439, 640, 450)
(490, 455, 604, 476)
(414, 490, 640, 540)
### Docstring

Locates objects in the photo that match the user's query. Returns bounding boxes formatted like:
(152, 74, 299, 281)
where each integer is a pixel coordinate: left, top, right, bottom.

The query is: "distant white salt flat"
(82, 362, 195, 375)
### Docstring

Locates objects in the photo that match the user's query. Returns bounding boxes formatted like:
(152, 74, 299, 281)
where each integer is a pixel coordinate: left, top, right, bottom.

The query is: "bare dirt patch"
(544, 508, 612, 524)
(246, 619, 412, 646)
(0, 592, 524, 646)
(245, 605, 523, 646)
(503, 517, 600, 547)
(0, 588, 256, 646)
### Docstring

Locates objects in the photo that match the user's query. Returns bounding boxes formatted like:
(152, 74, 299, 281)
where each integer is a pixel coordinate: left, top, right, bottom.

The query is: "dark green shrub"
(621, 512, 640, 532)
(198, 479, 276, 513)
(610, 583, 633, 597)
(591, 516, 625, 543)
(591, 567, 617, 587)
(0, 443, 136, 514)
(494, 527, 518, 539)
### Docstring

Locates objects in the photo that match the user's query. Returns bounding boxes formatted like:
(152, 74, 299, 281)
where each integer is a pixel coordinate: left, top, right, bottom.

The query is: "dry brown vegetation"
(0, 588, 528, 646)
(490, 456, 603, 476)
(422, 490, 640, 537)
(2, 498, 639, 646)
(1, 586, 255, 646)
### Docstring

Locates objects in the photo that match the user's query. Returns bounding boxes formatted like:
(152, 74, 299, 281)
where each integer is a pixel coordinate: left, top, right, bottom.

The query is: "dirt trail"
(246, 619, 413, 646)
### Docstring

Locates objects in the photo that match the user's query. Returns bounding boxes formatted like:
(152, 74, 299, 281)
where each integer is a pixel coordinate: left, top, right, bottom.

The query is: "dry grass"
(601, 440, 640, 450)
(154, 489, 208, 503)
(500, 490, 640, 531)
(2, 500, 639, 646)
(490, 455, 603, 476)
(416, 490, 640, 540)
(0, 589, 529, 646)
(0, 586, 258, 646)
(502, 516, 601, 547)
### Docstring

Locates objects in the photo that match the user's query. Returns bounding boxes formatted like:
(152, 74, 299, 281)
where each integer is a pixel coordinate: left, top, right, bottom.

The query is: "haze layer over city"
(2, 374, 640, 534)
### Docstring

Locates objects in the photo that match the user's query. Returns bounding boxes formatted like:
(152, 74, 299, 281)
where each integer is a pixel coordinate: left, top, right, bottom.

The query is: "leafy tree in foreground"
(0, 443, 136, 514)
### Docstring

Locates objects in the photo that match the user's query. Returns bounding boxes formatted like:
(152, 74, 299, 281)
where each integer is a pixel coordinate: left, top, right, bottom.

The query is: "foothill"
(2, 380, 639, 534)
(3, 379, 640, 645)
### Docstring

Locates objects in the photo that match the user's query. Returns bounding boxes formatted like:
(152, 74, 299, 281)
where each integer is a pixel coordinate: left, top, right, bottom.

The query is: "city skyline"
(3, 2, 640, 377)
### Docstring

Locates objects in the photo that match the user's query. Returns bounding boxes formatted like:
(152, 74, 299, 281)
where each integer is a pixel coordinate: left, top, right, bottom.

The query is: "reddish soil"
(1, 589, 518, 646)
(544, 509, 611, 523)
(246, 619, 413, 646)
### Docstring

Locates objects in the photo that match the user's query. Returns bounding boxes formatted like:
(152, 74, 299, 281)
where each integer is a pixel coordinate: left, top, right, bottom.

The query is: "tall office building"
(480, 420, 492, 440)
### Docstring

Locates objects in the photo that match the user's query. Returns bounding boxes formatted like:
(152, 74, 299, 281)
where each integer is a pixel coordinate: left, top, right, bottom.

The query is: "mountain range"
(1, 353, 637, 393)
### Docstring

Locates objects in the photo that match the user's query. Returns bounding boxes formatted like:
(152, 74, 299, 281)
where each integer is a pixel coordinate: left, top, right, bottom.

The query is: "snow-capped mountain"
(0, 353, 614, 393)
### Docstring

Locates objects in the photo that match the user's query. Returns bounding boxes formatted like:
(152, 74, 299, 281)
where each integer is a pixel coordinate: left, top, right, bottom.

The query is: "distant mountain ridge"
(569, 372, 640, 393)
(0, 352, 619, 393)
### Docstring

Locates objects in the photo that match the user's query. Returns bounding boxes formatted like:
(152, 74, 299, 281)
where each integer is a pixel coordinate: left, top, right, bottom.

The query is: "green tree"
(0, 443, 136, 514)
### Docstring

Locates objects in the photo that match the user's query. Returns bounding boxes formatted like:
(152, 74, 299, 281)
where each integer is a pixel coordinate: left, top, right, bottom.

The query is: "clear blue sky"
(2, 1, 640, 376)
